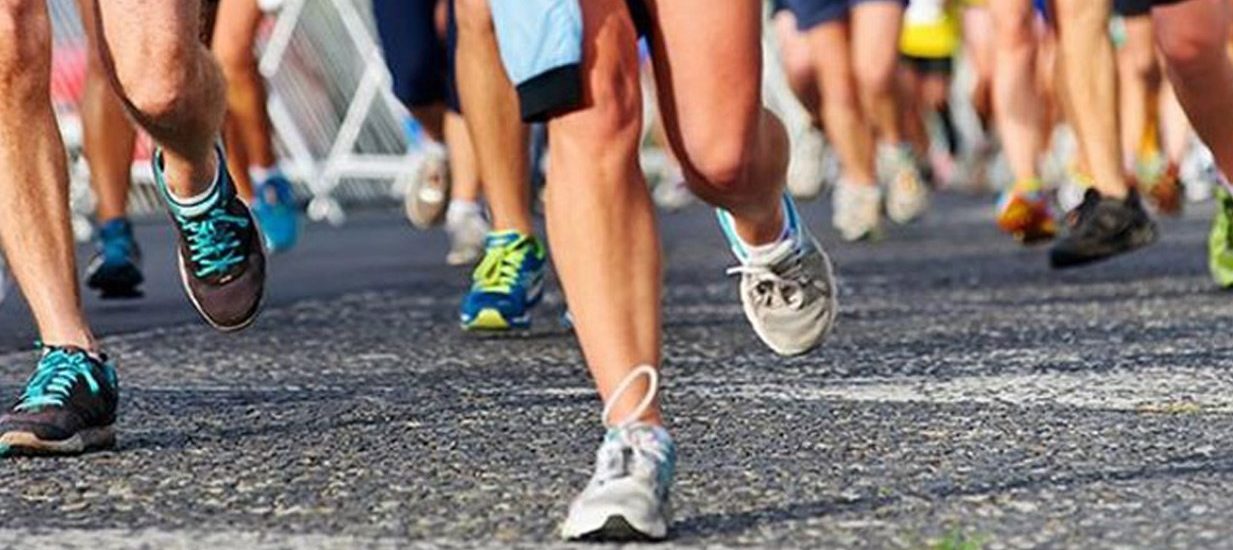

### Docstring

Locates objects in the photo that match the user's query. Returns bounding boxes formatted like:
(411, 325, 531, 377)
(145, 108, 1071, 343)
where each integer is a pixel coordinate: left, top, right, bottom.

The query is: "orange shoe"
(1146, 162, 1183, 216)
(996, 189, 1057, 244)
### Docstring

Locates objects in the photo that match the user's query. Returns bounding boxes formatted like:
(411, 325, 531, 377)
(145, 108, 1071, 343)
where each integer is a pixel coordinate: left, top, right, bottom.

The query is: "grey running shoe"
(562, 366, 676, 542)
(444, 203, 489, 266)
(720, 194, 839, 356)
(883, 145, 929, 224)
(405, 146, 450, 229)
(787, 127, 829, 201)
(832, 178, 882, 242)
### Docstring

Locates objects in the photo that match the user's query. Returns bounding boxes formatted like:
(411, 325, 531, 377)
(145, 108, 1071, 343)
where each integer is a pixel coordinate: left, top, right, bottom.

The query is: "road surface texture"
(2, 194, 1233, 549)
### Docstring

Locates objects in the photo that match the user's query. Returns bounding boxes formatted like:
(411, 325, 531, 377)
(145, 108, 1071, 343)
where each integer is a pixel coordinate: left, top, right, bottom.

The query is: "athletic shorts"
(371, 0, 459, 111)
(491, 0, 650, 122)
(901, 55, 953, 75)
(780, 0, 908, 31)
(1114, 0, 1154, 16)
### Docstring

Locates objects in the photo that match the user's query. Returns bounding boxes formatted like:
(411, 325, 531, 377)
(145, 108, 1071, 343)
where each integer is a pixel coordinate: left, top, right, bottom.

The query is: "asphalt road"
(2, 194, 1233, 548)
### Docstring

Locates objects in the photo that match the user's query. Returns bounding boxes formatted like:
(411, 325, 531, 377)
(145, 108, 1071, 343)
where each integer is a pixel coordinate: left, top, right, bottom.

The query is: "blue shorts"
(781, 0, 907, 30)
(371, 0, 459, 111)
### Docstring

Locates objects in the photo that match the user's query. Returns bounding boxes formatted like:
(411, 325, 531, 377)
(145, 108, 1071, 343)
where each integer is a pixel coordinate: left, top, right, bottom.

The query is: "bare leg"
(1053, 0, 1127, 198)
(95, 0, 226, 200)
(1158, 80, 1191, 166)
(444, 112, 481, 202)
(212, 0, 272, 200)
(1154, 0, 1233, 181)
(0, 2, 94, 349)
(810, 22, 877, 186)
(77, 0, 136, 222)
(774, 11, 821, 124)
(1117, 15, 1161, 170)
(964, 6, 996, 128)
(455, 0, 532, 234)
(990, 0, 1043, 185)
(850, 1, 906, 145)
(545, 0, 662, 425)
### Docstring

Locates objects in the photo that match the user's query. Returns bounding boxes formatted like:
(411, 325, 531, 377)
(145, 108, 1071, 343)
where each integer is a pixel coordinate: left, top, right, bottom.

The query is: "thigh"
(94, 0, 204, 72)
(850, 1, 904, 75)
(645, 0, 763, 156)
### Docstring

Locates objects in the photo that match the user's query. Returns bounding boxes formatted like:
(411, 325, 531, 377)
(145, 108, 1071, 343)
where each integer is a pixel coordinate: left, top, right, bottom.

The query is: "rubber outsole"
(1049, 223, 1159, 269)
(571, 515, 665, 543)
(87, 264, 144, 300)
(0, 425, 115, 457)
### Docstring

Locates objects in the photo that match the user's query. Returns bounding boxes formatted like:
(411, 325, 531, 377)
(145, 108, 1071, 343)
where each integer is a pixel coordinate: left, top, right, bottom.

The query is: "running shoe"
(719, 194, 839, 356)
(405, 145, 450, 229)
(787, 127, 829, 201)
(155, 149, 266, 331)
(1049, 188, 1158, 269)
(85, 218, 144, 299)
(1209, 185, 1233, 288)
(252, 174, 300, 253)
(995, 186, 1057, 244)
(831, 179, 882, 242)
(0, 345, 118, 457)
(563, 366, 675, 542)
(1146, 162, 1183, 216)
(444, 201, 489, 266)
(459, 230, 546, 330)
(883, 146, 930, 224)
(652, 176, 695, 212)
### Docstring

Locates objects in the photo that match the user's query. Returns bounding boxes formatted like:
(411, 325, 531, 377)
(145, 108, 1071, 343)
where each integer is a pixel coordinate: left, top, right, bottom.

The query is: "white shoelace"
(594, 366, 669, 482)
(726, 260, 807, 310)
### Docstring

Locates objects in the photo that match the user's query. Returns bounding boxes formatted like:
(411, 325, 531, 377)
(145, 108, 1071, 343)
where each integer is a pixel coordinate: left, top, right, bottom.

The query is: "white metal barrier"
(48, 0, 422, 233)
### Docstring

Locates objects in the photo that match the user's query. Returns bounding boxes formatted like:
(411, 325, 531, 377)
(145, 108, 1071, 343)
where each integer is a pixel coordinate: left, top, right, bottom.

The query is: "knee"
(0, 0, 50, 101)
(992, 8, 1034, 49)
(111, 37, 199, 122)
(1157, 20, 1226, 79)
(455, 0, 494, 35)
(854, 61, 896, 99)
(213, 39, 256, 83)
(679, 115, 759, 192)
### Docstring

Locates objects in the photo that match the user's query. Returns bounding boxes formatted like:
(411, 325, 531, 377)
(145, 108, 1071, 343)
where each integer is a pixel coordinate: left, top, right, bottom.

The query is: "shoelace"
(726, 254, 810, 310)
(15, 347, 100, 412)
(474, 237, 531, 293)
(593, 366, 668, 484)
(179, 207, 250, 278)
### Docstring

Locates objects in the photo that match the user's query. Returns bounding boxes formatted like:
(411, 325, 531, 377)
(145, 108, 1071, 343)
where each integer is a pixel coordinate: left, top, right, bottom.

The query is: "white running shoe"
(832, 179, 882, 242)
(652, 174, 696, 212)
(404, 144, 450, 229)
(444, 202, 489, 266)
(562, 366, 676, 542)
(787, 127, 829, 201)
(719, 195, 839, 356)
(883, 145, 929, 224)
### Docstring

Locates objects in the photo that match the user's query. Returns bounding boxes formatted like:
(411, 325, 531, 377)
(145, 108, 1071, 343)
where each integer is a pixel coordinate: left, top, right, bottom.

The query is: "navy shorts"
(371, 0, 459, 111)
(780, 0, 907, 31)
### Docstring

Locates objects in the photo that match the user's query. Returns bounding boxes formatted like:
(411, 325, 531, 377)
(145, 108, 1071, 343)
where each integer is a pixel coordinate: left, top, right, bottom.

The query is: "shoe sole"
(568, 515, 666, 543)
(1050, 222, 1159, 269)
(0, 425, 115, 457)
(997, 200, 1056, 244)
(461, 308, 531, 331)
(87, 264, 145, 300)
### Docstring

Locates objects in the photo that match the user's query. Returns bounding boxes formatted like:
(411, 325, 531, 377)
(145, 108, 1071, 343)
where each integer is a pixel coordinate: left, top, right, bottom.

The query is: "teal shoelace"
(178, 207, 250, 278)
(16, 348, 101, 412)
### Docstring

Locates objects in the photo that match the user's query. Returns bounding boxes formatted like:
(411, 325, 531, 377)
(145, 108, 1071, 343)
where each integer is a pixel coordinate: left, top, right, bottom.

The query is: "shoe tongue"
(485, 230, 525, 249)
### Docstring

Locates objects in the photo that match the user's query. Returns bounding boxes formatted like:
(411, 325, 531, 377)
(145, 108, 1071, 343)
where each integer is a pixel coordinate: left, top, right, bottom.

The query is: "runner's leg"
(455, 0, 532, 235)
(0, 1, 94, 350)
(77, 0, 136, 223)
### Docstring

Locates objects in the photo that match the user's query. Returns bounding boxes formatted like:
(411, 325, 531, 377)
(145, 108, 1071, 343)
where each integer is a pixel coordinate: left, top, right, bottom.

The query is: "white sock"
(167, 164, 222, 218)
(446, 199, 482, 224)
(733, 211, 794, 264)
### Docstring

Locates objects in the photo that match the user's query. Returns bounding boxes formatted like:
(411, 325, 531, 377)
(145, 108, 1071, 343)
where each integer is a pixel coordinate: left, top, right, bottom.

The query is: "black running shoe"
(1049, 188, 1158, 269)
(85, 218, 144, 299)
(0, 346, 118, 456)
(155, 148, 265, 331)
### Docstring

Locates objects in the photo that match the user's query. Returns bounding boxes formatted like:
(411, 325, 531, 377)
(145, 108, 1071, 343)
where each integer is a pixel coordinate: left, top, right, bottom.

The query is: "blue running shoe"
(86, 218, 145, 299)
(252, 174, 300, 253)
(460, 230, 546, 331)
(0, 345, 118, 456)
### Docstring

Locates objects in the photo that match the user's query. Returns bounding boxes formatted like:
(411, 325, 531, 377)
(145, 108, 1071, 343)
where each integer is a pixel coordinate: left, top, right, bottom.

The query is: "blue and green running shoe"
(252, 174, 300, 254)
(0, 345, 118, 456)
(86, 217, 145, 299)
(1209, 185, 1233, 288)
(460, 230, 546, 331)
